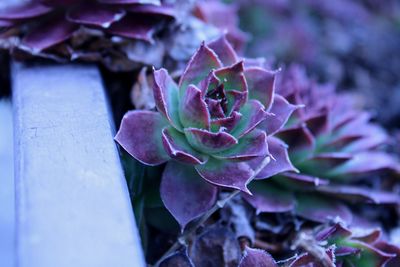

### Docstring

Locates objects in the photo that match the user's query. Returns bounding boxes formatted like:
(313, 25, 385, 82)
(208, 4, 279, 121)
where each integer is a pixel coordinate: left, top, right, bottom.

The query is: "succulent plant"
(115, 36, 297, 229)
(241, 222, 400, 267)
(0, 0, 182, 70)
(244, 64, 400, 226)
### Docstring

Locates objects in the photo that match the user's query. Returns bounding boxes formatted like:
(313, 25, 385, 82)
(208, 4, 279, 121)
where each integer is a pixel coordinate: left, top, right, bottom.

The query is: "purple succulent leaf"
(115, 110, 169, 166)
(315, 223, 352, 242)
(0, 2, 52, 20)
(106, 15, 157, 41)
(317, 185, 400, 204)
(208, 35, 238, 66)
(153, 68, 183, 130)
(22, 17, 78, 52)
(230, 99, 268, 138)
(211, 111, 242, 132)
(161, 161, 218, 229)
(226, 90, 248, 115)
(205, 98, 225, 118)
(199, 71, 220, 98)
(159, 251, 194, 267)
(214, 129, 268, 161)
(288, 247, 335, 267)
(66, 3, 126, 28)
(335, 246, 361, 257)
(215, 61, 247, 93)
(295, 194, 353, 224)
(245, 67, 277, 111)
(184, 128, 238, 154)
(0, 20, 15, 27)
(352, 228, 382, 244)
(328, 152, 400, 177)
(238, 246, 278, 267)
(344, 240, 395, 267)
(277, 124, 315, 152)
(195, 157, 254, 193)
(374, 242, 400, 267)
(303, 111, 329, 136)
(252, 136, 297, 179)
(258, 94, 300, 135)
(243, 180, 295, 213)
(179, 84, 210, 130)
(179, 43, 223, 94)
(280, 172, 329, 187)
(98, 0, 161, 4)
(342, 124, 388, 153)
(125, 4, 176, 18)
(310, 152, 353, 168)
(162, 126, 209, 165)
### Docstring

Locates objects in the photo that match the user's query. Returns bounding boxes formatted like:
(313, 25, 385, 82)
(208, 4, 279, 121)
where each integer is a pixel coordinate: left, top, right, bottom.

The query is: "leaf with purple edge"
(214, 129, 268, 161)
(245, 67, 277, 111)
(210, 111, 242, 132)
(184, 128, 238, 154)
(215, 61, 247, 93)
(22, 17, 78, 53)
(66, 3, 126, 28)
(115, 110, 169, 166)
(106, 14, 157, 42)
(230, 99, 268, 138)
(160, 161, 218, 229)
(239, 246, 278, 267)
(195, 157, 254, 193)
(343, 240, 395, 267)
(252, 136, 297, 180)
(243, 180, 295, 213)
(0, 2, 52, 20)
(258, 94, 300, 135)
(179, 84, 210, 130)
(153, 68, 183, 130)
(179, 43, 222, 94)
(162, 126, 209, 165)
(208, 35, 238, 66)
(295, 194, 353, 224)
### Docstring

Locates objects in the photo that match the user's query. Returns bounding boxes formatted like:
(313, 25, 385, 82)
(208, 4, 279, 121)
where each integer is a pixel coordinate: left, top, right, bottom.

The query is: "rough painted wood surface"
(12, 63, 145, 267)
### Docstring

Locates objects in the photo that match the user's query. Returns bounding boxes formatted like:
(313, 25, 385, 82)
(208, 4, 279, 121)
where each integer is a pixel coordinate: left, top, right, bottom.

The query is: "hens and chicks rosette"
(115, 36, 297, 229)
(0, 0, 177, 70)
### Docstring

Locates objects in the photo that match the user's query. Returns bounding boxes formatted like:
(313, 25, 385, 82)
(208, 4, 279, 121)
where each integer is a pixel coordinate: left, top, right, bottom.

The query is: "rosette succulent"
(244, 65, 400, 226)
(115, 36, 297, 229)
(0, 0, 178, 70)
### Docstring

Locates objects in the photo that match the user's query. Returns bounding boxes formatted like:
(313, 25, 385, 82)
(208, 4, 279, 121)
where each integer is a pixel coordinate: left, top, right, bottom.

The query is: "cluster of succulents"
(1, 0, 399, 266)
(236, 0, 400, 127)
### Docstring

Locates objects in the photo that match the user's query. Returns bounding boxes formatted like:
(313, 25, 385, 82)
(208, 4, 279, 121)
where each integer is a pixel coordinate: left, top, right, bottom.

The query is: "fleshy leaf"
(214, 129, 268, 161)
(66, 4, 126, 28)
(239, 247, 278, 267)
(106, 15, 157, 41)
(153, 68, 183, 130)
(295, 194, 353, 224)
(279, 172, 329, 188)
(344, 240, 395, 267)
(317, 185, 400, 204)
(208, 35, 238, 66)
(328, 152, 400, 177)
(253, 136, 297, 179)
(179, 43, 222, 94)
(258, 94, 300, 135)
(231, 100, 268, 138)
(0, 2, 52, 20)
(245, 67, 276, 111)
(115, 110, 169, 165)
(161, 161, 218, 229)
(162, 126, 209, 165)
(206, 98, 225, 119)
(215, 61, 247, 93)
(22, 17, 78, 52)
(179, 84, 210, 130)
(184, 128, 238, 153)
(159, 251, 194, 267)
(243, 181, 295, 213)
(211, 111, 242, 132)
(315, 223, 352, 242)
(195, 158, 254, 193)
